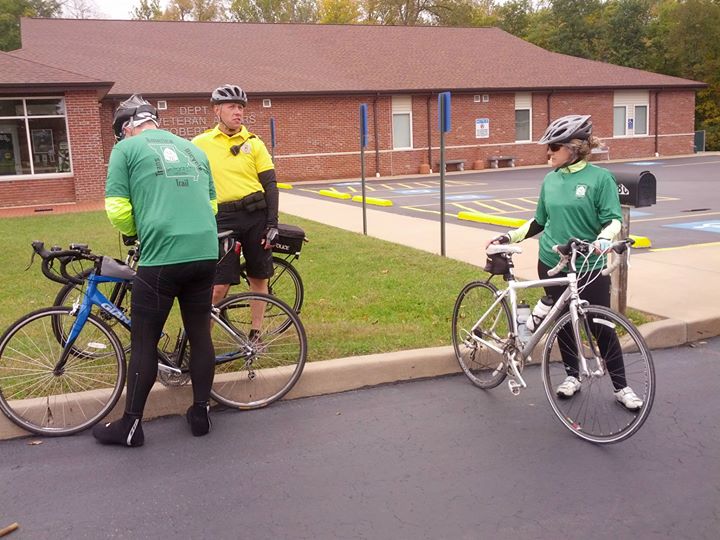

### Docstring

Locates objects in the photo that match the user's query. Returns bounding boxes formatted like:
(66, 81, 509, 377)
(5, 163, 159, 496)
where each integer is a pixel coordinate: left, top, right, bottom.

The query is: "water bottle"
(516, 303, 531, 343)
(526, 295, 554, 332)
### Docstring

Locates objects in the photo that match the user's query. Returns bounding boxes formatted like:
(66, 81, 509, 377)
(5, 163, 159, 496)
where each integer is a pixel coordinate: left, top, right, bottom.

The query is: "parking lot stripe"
(650, 241, 720, 252)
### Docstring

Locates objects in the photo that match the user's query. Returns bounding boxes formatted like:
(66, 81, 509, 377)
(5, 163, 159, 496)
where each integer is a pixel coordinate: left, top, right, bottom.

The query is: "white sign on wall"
(476, 118, 490, 139)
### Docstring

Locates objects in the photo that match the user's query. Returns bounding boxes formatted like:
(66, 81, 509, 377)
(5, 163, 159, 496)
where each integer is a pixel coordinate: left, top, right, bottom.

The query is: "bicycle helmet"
(112, 94, 159, 142)
(538, 114, 592, 145)
(211, 84, 248, 106)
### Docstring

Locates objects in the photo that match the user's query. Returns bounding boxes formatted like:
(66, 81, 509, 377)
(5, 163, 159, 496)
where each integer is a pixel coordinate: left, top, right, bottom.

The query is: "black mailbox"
(612, 170, 656, 208)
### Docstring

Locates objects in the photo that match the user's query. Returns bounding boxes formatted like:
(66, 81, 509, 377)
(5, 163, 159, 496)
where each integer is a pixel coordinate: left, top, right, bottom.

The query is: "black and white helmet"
(538, 115, 592, 145)
(211, 84, 248, 106)
(112, 94, 159, 142)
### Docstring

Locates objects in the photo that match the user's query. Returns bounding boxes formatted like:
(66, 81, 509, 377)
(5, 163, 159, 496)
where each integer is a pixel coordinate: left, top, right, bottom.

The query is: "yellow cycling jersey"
(192, 125, 274, 204)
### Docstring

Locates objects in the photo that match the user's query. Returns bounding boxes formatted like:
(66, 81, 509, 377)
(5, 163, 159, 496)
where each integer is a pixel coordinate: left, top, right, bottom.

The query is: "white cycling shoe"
(614, 387, 643, 411)
(556, 376, 581, 398)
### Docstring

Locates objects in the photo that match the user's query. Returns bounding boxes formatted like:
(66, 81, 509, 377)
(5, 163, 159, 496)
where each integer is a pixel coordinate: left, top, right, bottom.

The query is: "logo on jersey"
(575, 185, 588, 198)
(163, 147, 179, 162)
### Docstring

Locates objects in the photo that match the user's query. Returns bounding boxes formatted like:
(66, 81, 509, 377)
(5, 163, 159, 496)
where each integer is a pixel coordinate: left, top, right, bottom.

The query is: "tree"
(161, 0, 225, 21)
(228, 0, 319, 23)
(0, 0, 62, 51)
(131, 0, 163, 19)
(318, 0, 360, 23)
(595, 0, 654, 69)
(61, 0, 98, 18)
(495, 0, 535, 38)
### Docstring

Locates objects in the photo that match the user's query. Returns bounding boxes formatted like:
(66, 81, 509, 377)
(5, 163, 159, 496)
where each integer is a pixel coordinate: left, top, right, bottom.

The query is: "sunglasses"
(548, 143, 565, 152)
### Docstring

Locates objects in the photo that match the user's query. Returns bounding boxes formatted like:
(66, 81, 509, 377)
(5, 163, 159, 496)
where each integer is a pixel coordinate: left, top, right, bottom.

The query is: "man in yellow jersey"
(192, 84, 279, 340)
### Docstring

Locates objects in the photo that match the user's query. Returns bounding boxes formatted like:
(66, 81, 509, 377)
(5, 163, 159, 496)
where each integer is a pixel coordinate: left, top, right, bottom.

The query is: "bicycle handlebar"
(548, 237, 634, 276)
(31, 240, 100, 286)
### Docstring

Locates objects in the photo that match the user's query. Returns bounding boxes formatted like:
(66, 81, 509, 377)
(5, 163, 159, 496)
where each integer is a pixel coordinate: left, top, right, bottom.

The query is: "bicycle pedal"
(508, 379, 522, 396)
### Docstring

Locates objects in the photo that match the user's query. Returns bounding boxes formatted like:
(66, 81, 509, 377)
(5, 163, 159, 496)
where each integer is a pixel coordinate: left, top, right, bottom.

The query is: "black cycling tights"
(125, 260, 217, 417)
(538, 260, 628, 391)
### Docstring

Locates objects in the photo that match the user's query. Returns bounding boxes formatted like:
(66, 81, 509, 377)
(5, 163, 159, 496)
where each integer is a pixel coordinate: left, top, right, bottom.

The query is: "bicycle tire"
(0, 307, 126, 436)
(232, 256, 304, 313)
(541, 305, 655, 444)
(451, 281, 511, 389)
(53, 269, 131, 351)
(209, 292, 307, 409)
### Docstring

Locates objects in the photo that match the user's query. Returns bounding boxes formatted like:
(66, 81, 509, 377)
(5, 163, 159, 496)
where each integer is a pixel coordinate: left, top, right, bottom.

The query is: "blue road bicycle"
(0, 241, 307, 437)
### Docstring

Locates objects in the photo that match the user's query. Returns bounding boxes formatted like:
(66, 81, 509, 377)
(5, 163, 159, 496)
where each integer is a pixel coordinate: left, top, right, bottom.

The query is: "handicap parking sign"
(665, 221, 720, 234)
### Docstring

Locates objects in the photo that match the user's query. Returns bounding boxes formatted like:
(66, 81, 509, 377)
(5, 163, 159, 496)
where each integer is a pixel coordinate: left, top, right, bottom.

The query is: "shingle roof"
(0, 50, 112, 92)
(11, 17, 704, 98)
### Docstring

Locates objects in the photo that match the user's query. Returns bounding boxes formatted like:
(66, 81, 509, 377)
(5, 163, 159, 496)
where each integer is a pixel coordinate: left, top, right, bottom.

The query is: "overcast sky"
(90, 0, 167, 19)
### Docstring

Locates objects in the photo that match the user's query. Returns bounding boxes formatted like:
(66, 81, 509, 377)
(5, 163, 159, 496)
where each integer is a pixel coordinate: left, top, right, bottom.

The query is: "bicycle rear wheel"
(210, 293, 307, 409)
(0, 307, 126, 436)
(451, 281, 511, 389)
(232, 256, 304, 313)
(541, 305, 655, 444)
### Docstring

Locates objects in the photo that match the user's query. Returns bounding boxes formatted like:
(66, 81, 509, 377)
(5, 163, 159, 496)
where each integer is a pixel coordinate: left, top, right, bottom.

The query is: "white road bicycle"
(451, 238, 655, 444)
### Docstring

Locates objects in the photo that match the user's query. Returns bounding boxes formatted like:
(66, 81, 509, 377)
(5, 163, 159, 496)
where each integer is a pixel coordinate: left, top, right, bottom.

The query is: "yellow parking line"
(493, 199, 530, 211)
(518, 197, 539, 205)
(650, 241, 720, 252)
(401, 206, 440, 215)
(633, 211, 720, 223)
(380, 184, 394, 190)
(473, 201, 507, 213)
(397, 183, 414, 189)
(414, 182, 433, 188)
(450, 203, 479, 212)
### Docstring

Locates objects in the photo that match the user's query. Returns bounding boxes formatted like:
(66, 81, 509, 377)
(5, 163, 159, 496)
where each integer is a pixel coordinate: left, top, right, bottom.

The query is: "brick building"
(0, 18, 705, 209)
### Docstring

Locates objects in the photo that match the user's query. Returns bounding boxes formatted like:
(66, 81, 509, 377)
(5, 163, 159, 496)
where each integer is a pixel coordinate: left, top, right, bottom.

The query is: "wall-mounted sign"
(475, 118, 490, 139)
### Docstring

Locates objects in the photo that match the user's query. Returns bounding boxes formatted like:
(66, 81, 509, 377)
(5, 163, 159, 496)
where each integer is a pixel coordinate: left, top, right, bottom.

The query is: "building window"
(613, 106, 627, 137)
(515, 109, 531, 142)
(392, 95, 413, 149)
(634, 105, 648, 135)
(0, 97, 71, 177)
(613, 90, 649, 138)
(514, 92, 532, 142)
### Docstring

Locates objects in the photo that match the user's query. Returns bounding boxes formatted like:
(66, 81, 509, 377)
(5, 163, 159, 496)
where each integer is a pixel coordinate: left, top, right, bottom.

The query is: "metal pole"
(360, 104, 368, 235)
(611, 205, 630, 314)
(270, 117, 276, 161)
(438, 92, 451, 257)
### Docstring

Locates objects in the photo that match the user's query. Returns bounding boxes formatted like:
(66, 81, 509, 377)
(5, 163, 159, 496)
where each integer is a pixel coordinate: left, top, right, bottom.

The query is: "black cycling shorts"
(215, 208, 274, 284)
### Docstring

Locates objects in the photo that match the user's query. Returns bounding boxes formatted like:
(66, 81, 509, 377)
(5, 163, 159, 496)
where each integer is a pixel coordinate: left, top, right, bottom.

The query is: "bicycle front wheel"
(541, 305, 655, 444)
(0, 307, 126, 436)
(451, 281, 511, 389)
(232, 256, 304, 313)
(210, 293, 307, 409)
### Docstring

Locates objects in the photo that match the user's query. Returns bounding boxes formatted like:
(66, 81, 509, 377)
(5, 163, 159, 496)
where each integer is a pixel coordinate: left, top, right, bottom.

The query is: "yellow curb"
(351, 195, 393, 207)
(277, 183, 293, 190)
(629, 235, 651, 248)
(318, 189, 351, 200)
(457, 211, 526, 228)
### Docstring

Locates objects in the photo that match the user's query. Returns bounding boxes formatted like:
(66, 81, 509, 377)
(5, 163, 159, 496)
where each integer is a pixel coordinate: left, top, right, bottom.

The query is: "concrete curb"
(2, 319, 714, 442)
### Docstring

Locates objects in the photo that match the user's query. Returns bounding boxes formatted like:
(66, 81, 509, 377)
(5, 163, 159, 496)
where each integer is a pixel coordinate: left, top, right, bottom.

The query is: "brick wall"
(0, 88, 699, 208)
(65, 91, 107, 201)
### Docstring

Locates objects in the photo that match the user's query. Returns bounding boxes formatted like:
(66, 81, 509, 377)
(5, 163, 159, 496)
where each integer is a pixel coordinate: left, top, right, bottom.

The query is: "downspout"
(373, 93, 380, 177)
(427, 94, 433, 171)
(654, 90, 660, 156)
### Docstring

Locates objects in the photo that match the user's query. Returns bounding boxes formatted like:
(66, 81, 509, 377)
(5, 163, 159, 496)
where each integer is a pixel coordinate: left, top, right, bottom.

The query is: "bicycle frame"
(60, 271, 253, 375)
(472, 271, 606, 392)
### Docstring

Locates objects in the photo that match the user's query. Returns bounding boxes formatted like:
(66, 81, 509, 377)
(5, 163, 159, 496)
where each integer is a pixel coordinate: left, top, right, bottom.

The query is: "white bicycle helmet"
(538, 115, 592, 145)
(112, 94, 159, 141)
(211, 84, 248, 106)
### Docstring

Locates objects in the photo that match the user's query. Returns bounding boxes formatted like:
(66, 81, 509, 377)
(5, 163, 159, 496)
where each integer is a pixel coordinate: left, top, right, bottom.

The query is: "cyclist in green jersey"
(93, 95, 219, 447)
(487, 115, 643, 411)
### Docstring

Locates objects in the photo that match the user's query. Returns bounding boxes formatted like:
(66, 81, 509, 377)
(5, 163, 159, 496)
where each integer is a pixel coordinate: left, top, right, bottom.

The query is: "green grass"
(0, 211, 649, 362)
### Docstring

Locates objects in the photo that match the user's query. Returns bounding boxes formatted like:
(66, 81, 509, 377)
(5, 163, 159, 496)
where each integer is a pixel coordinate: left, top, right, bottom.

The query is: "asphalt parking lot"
(289, 154, 720, 250)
